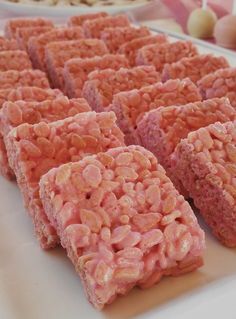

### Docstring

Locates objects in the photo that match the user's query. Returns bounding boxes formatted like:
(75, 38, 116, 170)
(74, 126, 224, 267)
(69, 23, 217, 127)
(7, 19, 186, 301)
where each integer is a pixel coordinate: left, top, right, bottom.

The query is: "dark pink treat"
(39, 145, 205, 309)
(6, 111, 125, 249)
(109, 79, 202, 145)
(0, 36, 18, 51)
(28, 27, 85, 71)
(0, 87, 63, 179)
(118, 34, 168, 66)
(82, 65, 161, 112)
(45, 39, 108, 90)
(0, 69, 50, 90)
(172, 121, 236, 247)
(137, 98, 236, 195)
(136, 40, 198, 72)
(16, 26, 54, 50)
(162, 54, 229, 83)
(83, 14, 130, 38)
(197, 67, 236, 108)
(68, 12, 108, 27)
(63, 54, 129, 98)
(0, 50, 32, 71)
(100, 26, 150, 53)
(4, 18, 54, 39)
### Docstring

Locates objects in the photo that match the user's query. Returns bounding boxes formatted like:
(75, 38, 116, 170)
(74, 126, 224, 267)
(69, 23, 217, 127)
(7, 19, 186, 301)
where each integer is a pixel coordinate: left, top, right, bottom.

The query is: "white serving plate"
(0, 0, 148, 17)
(0, 24, 235, 319)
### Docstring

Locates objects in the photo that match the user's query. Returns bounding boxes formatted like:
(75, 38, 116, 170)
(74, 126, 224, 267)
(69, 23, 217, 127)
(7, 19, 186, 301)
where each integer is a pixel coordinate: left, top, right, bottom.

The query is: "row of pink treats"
(2, 13, 236, 311)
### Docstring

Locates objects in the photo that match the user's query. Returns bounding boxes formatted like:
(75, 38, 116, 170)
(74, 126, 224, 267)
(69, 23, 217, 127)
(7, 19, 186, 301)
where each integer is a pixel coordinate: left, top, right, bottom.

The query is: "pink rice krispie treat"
(45, 39, 108, 89)
(68, 12, 108, 27)
(137, 98, 236, 195)
(16, 26, 54, 50)
(136, 40, 198, 72)
(100, 26, 150, 53)
(6, 111, 124, 249)
(162, 54, 229, 83)
(0, 37, 18, 51)
(109, 79, 202, 145)
(118, 34, 168, 66)
(0, 50, 32, 72)
(198, 67, 236, 108)
(0, 87, 62, 109)
(0, 96, 91, 180)
(0, 87, 63, 180)
(172, 121, 236, 247)
(63, 54, 129, 98)
(28, 27, 85, 71)
(4, 18, 54, 39)
(82, 65, 161, 112)
(83, 14, 130, 38)
(39, 145, 205, 309)
(0, 69, 50, 90)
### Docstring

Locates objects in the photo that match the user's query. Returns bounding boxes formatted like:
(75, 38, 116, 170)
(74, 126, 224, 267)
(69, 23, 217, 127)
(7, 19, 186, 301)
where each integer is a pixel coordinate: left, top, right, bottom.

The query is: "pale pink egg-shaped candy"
(214, 15, 236, 49)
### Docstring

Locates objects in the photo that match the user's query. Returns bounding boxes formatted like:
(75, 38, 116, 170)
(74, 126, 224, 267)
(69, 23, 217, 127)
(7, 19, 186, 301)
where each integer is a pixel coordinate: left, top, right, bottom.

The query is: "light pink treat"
(28, 27, 85, 71)
(39, 145, 205, 309)
(0, 69, 50, 90)
(0, 37, 18, 51)
(118, 34, 168, 66)
(0, 87, 62, 108)
(68, 12, 108, 27)
(172, 121, 236, 247)
(100, 26, 150, 53)
(82, 65, 161, 112)
(136, 40, 198, 72)
(109, 79, 202, 145)
(162, 54, 229, 83)
(0, 86, 63, 179)
(63, 54, 129, 98)
(198, 67, 236, 108)
(0, 50, 32, 72)
(4, 18, 54, 39)
(6, 111, 124, 249)
(16, 26, 54, 50)
(0, 96, 90, 180)
(45, 39, 108, 90)
(83, 14, 130, 38)
(137, 98, 236, 195)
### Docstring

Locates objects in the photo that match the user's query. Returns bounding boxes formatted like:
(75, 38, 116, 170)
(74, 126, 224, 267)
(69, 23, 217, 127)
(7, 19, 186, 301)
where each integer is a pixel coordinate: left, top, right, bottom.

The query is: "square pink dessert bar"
(0, 37, 18, 51)
(118, 34, 168, 66)
(0, 69, 50, 90)
(4, 17, 54, 39)
(16, 26, 54, 50)
(68, 12, 108, 27)
(28, 27, 85, 71)
(83, 14, 130, 38)
(0, 87, 62, 108)
(39, 145, 205, 309)
(109, 78, 202, 145)
(6, 111, 124, 249)
(0, 87, 63, 180)
(63, 54, 129, 98)
(100, 26, 150, 53)
(162, 54, 229, 83)
(136, 40, 198, 72)
(197, 67, 236, 108)
(0, 50, 32, 71)
(82, 65, 161, 112)
(137, 97, 236, 195)
(172, 121, 236, 247)
(0, 96, 90, 178)
(45, 39, 108, 90)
